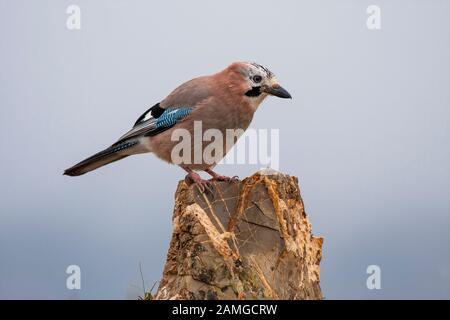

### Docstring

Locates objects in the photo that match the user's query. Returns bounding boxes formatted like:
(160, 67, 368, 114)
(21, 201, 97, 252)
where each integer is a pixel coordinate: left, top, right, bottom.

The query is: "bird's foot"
(185, 172, 212, 193)
(205, 169, 239, 183)
(209, 175, 240, 183)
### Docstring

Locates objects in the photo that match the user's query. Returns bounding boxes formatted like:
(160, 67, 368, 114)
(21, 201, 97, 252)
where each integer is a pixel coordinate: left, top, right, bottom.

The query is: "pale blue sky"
(0, 0, 449, 299)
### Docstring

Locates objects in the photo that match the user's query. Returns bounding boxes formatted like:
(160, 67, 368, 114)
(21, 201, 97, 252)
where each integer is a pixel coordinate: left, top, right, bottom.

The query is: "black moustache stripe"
(245, 86, 262, 97)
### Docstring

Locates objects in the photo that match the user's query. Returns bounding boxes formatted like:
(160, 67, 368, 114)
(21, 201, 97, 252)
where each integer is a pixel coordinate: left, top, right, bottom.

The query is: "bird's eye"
(252, 75, 262, 83)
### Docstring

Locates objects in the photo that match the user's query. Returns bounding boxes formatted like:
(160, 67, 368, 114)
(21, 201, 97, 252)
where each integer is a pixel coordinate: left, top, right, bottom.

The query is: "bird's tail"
(64, 140, 140, 176)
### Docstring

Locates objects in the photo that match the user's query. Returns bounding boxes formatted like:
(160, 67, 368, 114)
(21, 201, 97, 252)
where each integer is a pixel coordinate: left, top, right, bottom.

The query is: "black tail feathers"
(64, 140, 139, 176)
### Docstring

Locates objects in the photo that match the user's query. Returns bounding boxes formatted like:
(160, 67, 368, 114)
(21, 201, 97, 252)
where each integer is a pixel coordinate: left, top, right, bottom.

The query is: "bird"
(64, 62, 292, 191)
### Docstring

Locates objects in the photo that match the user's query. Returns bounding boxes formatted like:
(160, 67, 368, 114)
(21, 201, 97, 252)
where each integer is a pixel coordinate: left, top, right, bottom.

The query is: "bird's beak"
(263, 83, 292, 99)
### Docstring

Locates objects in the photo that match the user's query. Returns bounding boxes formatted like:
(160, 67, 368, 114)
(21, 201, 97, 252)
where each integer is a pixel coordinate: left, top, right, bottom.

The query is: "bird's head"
(226, 62, 292, 108)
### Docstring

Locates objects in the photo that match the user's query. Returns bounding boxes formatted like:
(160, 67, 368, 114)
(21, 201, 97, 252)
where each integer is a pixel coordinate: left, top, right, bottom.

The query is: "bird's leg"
(205, 168, 239, 182)
(183, 168, 211, 193)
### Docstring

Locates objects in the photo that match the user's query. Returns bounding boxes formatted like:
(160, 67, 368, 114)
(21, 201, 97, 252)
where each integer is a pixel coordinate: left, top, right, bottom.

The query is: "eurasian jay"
(64, 62, 291, 190)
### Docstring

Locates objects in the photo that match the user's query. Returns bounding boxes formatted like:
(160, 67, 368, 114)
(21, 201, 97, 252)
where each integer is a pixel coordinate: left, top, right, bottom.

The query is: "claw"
(208, 175, 231, 182)
(205, 169, 239, 183)
(208, 175, 240, 184)
(185, 172, 211, 193)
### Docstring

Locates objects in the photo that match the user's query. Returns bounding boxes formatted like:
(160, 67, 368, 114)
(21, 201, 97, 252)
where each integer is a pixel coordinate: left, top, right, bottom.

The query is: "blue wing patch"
(156, 107, 193, 129)
(117, 106, 194, 142)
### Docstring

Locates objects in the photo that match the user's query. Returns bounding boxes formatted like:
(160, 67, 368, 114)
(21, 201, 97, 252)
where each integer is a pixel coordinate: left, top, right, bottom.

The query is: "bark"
(154, 171, 323, 300)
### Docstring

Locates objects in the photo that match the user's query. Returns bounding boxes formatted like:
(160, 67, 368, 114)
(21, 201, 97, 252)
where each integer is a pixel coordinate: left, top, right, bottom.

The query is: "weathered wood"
(154, 171, 323, 300)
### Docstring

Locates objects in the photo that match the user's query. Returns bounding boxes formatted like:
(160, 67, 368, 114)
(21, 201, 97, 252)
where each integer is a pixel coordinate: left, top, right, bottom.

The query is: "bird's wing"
(134, 75, 212, 129)
(114, 106, 194, 144)
(159, 76, 212, 109)
(113, 76, 213, 145)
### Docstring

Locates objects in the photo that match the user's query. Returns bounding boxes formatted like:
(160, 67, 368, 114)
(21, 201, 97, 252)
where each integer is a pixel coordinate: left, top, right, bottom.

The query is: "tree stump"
(154, 171, 323, 300)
